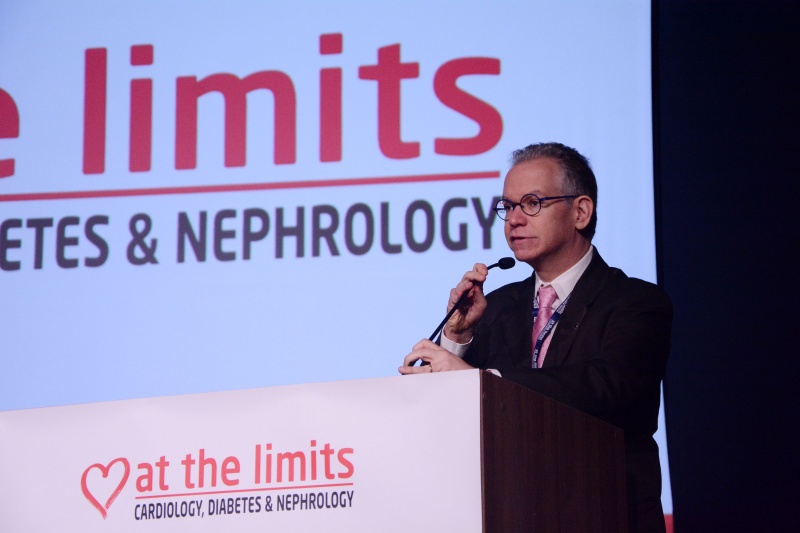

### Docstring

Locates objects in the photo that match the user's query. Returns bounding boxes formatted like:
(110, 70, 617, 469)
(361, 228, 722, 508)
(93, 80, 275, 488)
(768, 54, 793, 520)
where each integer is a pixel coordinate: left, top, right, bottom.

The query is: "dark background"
(655, 1, 799, 531)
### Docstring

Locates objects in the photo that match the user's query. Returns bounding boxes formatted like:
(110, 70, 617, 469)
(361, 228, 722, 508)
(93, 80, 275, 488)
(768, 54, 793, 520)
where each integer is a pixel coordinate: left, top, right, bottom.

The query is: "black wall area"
(656, 1, 799, 531)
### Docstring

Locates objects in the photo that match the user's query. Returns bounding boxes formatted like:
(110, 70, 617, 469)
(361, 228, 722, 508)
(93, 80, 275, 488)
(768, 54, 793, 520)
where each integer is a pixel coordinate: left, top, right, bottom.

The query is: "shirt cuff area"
(440, 334, 501, 377)
(440, 333, 471, 358)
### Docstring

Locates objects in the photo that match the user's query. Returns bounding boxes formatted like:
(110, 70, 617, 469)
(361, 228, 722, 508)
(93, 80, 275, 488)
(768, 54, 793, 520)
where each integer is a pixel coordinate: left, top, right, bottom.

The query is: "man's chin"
(510, 249, 538, 266)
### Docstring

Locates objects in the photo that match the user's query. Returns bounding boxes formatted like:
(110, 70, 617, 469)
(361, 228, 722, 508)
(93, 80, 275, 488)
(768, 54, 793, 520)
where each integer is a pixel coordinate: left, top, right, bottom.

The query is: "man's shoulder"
(602, 266, 673, 309)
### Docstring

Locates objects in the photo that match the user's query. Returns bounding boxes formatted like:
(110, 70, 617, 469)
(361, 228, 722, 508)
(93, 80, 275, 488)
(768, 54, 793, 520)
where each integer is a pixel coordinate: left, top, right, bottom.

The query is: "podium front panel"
(0, 371, 484, 532)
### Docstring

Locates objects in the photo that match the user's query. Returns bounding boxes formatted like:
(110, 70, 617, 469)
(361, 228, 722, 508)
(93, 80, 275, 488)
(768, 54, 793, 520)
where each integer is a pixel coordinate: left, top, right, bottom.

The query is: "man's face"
(502, 157, 579, 268)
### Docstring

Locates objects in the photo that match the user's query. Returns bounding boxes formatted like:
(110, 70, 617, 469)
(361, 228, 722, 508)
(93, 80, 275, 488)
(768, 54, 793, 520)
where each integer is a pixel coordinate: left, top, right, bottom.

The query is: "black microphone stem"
(427, 258, 515, 342)
(428, 289, 471, 342)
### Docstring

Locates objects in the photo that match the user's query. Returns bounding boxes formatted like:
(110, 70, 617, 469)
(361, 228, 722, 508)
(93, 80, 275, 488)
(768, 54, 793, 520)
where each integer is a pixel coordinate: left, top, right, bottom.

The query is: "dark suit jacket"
(463, 250, 672, 533)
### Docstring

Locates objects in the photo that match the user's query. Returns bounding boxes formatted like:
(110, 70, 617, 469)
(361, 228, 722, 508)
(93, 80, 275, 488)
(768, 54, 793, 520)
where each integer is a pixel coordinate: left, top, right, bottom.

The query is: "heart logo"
(81, 458, 131, 519)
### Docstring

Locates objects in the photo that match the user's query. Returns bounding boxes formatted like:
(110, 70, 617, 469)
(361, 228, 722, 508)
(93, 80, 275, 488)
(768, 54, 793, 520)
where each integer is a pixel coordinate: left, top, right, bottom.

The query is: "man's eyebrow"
(501, 191, 546, 199)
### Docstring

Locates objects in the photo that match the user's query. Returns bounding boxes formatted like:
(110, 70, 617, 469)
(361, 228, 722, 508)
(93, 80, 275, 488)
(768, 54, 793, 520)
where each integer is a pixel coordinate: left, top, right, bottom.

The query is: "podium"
(0, 369, 626, 532)
(480, 371, 627, 532)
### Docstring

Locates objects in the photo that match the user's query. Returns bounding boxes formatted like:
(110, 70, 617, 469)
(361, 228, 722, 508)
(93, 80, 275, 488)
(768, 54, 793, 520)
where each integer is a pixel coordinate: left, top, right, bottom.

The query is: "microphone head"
(498, 257, 516, 270)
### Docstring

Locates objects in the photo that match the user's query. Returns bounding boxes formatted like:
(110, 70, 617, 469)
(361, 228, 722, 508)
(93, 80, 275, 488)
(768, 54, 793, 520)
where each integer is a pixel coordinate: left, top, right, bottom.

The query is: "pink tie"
(532, 285, 558, 368)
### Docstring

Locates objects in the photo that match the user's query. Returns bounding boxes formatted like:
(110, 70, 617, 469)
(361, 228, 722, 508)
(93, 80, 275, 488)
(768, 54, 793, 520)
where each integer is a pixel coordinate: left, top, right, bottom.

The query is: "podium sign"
(0, 371, 484, 532)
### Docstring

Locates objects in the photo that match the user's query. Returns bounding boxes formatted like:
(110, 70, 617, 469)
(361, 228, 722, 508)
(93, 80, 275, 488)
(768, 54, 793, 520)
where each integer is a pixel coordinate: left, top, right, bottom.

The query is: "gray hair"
(510, 142, 598, 240)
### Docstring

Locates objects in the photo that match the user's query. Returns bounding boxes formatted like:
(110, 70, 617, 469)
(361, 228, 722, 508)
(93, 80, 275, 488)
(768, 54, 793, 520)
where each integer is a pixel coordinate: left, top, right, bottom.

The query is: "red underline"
(0, 170, 500, 203)
(134, 482, 355, 500)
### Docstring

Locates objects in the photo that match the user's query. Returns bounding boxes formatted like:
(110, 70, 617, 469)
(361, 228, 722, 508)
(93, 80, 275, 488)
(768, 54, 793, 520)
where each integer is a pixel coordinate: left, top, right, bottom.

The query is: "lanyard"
(531, 293, 571, 368)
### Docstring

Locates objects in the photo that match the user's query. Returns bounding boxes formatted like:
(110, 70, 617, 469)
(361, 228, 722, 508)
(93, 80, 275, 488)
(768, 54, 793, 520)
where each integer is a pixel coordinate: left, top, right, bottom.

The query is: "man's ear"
(573, 195, 594, 231)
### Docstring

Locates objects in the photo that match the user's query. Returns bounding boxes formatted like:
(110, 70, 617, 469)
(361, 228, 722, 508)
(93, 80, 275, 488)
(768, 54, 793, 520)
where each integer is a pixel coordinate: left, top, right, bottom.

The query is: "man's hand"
(398, 339, 474, 374)
(442, 263, 489, 343)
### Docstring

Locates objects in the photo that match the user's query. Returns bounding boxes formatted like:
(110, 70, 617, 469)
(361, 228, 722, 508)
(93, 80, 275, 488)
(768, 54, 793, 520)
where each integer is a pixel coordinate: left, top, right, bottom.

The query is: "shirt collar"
(534, 246, 594, 304)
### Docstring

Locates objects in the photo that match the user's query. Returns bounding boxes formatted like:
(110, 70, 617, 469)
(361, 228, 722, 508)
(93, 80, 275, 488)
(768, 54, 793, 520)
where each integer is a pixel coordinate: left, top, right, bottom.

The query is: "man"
(399, 142, 672, 533)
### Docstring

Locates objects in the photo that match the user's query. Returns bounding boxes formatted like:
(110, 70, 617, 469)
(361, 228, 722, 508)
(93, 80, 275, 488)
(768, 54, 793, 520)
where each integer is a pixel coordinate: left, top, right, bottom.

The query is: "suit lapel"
(541, 251, 611, 368)
(499, 274, 536, 369)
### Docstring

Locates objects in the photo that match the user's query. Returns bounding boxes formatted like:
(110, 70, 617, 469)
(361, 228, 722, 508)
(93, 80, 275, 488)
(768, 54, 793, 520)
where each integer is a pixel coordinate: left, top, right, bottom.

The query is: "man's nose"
(507, 204, 527, 225)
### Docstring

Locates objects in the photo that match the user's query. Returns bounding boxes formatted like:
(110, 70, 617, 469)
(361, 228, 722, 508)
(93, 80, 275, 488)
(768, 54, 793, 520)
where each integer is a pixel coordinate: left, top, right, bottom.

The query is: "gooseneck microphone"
(427, 257, 516, 342)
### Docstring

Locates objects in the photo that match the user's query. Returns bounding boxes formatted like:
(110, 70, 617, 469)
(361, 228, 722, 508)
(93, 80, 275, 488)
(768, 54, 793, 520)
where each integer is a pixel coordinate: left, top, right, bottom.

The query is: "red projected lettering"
(358, 44, 421, 159)
(130, 45, 154, 172)
(83, 48, 107, 174)
(320, 33, 343, 162)
(80, 34, 502, 176)
(0, 88, 19, 178)
(434, 57, 503, 156)
(175, 71, 297, 169)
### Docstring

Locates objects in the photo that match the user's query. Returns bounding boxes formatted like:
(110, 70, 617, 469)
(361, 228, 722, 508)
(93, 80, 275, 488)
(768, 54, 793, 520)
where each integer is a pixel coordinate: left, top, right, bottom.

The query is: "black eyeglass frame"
(493, 194, 578, 220)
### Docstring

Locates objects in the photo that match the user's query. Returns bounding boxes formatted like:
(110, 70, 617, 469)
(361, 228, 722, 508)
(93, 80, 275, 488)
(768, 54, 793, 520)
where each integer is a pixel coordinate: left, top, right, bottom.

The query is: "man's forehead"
(503, 159, 562, 196)
(501, 187, 547, 198)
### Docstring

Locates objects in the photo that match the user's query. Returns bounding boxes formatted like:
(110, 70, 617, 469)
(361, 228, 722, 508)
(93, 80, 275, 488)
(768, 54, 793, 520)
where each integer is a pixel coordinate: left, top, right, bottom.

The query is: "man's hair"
(510, 142, 598, 240)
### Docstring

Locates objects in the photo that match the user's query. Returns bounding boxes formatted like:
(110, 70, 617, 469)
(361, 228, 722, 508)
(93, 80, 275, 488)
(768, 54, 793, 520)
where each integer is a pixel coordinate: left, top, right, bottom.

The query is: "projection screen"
(0, 0, 671, 515)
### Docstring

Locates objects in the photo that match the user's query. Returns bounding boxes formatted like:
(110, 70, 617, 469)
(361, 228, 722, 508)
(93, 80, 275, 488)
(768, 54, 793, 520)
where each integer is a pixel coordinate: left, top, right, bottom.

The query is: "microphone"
(427, 257, 516, 342)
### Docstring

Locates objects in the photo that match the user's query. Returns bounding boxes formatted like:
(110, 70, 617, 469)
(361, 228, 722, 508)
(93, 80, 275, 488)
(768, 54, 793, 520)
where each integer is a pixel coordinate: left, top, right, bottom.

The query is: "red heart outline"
(81, 458, 130, 519)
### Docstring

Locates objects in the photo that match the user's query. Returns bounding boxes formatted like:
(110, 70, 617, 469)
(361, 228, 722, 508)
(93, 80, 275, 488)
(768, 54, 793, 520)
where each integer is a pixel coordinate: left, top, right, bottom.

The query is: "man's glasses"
(493, 194, 578, 220)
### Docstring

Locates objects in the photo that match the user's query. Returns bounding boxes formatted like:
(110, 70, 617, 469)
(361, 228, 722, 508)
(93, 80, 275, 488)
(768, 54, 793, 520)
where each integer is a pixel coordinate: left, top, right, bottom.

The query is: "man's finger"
(398, 364, 433, 375)
(412, 339, 439, 351)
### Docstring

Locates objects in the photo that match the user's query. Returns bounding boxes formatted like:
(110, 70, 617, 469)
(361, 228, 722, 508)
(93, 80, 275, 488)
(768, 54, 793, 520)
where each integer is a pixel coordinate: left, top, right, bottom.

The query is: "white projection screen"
(0, 0, 671, 515)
